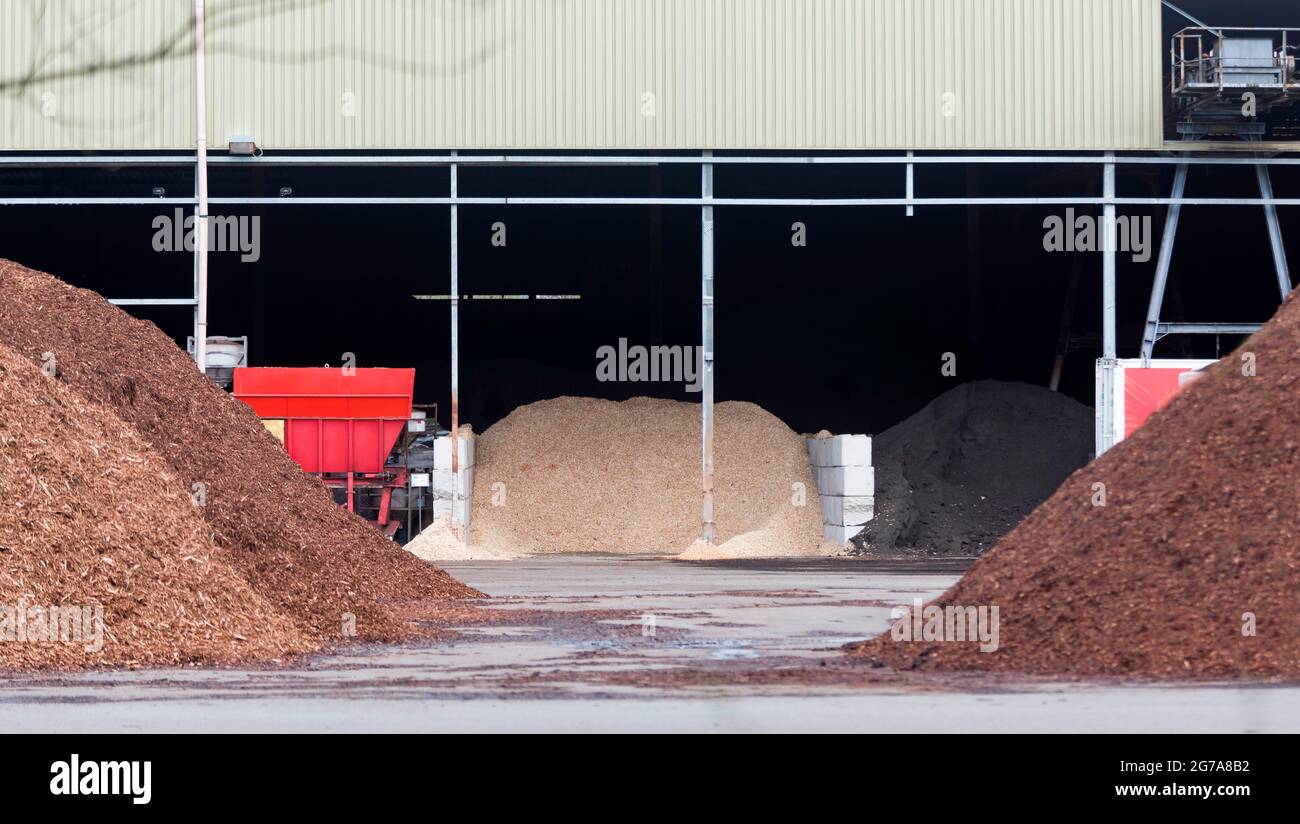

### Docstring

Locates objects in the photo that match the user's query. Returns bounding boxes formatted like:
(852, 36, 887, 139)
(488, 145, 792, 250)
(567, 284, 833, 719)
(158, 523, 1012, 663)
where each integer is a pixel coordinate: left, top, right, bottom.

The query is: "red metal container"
(233, 368, 415, 535)
(234, 367, 414, 473)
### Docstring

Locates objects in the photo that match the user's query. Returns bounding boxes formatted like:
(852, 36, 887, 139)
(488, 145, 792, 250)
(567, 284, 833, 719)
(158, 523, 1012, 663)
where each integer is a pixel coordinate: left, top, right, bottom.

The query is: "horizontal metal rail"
(7, 196, 1300, 207)
(1173, 25, 1299, 32)
(1156, 322, 1263, 336)
(108, 297, 198, 306)
(1, 153, 1300, 168)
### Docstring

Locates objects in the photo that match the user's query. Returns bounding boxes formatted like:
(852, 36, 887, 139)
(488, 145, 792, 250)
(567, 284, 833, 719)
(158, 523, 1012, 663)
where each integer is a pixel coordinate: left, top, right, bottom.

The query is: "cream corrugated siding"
(0, 0, 1163, 151)
(0, 0, 195, 150)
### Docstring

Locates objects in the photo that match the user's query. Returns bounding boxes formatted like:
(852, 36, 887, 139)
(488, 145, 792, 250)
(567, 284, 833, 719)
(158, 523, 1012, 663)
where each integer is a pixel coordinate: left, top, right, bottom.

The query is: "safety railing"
(1172, 27, 1299, 96)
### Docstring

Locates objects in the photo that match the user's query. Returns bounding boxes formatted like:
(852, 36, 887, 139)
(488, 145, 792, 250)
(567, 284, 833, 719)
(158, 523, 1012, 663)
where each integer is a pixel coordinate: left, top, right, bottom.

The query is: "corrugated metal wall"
(0, 0, 1164, 151)
(0, 0, 196, 150)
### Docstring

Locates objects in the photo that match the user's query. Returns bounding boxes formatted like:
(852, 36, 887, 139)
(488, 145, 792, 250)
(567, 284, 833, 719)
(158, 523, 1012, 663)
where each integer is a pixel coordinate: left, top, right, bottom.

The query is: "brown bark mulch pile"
(0, 259, 480, 655)
(0, 344, 313, 669)
(850, 291, 1300, 680)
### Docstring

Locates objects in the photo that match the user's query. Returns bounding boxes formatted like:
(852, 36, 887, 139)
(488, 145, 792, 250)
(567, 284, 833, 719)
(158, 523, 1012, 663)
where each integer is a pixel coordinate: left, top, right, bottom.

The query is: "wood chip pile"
(0, 259, 480, 669)
(468, 396, 824, 555)
(0, 345, 312, 669)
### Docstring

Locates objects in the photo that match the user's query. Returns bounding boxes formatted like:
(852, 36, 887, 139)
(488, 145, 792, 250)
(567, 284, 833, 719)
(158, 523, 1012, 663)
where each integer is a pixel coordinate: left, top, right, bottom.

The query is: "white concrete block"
(431, 498, 472, 528)
(820, 495, 874, 527)
(427, 435, 475, 522)
(433, 434, 475, 469)
(431, 466, 474, 498)
(431, 470, 450, 495)
(822, 524, 865, 545)
(806, 435, 872, 468)
(812, 464, 874, 497)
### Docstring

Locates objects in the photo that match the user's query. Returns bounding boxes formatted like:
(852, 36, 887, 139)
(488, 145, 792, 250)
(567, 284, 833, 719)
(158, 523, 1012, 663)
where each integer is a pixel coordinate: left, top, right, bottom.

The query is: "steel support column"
(701, 152, 716, 545)
(905, 150, 915, 217)
(450, 151, 463, 541)
(1096, 155, 1119, 457)
(1257, 164, 1293, 299)
(192, 0, 209, 373)
(1141, 163, 1189, 359)
(1103, 154, 1117, 359)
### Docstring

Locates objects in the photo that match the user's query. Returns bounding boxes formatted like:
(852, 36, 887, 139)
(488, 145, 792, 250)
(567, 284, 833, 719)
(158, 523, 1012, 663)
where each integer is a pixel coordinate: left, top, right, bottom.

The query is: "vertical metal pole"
(1141, 163, 1188, 360)
(1096, 154, 1119, 456)
(701, 151, 716, 545)
(1256, 164, 1292, 300)
(1171, 33, 1177, 95)
(193, 0, 209, 374)
(905, 151, 915, 217)
(1102, 153, 1117, 360)
(450, 150, 463, 541)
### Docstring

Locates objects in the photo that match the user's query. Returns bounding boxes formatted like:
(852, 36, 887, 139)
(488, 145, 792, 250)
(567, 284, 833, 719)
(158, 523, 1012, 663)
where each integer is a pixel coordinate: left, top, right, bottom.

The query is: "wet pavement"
(2, 556, 1297, 732)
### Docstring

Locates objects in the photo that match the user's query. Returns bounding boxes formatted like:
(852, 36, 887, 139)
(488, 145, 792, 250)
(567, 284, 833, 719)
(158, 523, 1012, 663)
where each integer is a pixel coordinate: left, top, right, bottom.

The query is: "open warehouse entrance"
(1, 152, 1296, 555)
(1, 0, 1297, 557)
(3, 157, 1296, 434)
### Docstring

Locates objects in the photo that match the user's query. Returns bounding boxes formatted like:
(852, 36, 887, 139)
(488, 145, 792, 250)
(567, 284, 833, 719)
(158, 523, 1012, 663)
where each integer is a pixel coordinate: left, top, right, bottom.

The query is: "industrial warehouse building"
(3, 0, 1165, 150)
(1, 0, 1296, 546)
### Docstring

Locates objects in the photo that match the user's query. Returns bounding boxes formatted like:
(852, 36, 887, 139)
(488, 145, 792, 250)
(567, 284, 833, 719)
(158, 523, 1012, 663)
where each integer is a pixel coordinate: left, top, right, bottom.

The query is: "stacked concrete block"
(806, 434, 872, 468)
(430, 433, 474, 529)
(806, 434, 874, 545)
(433, 433, 475, 469)
(811, 464, 875, 496)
